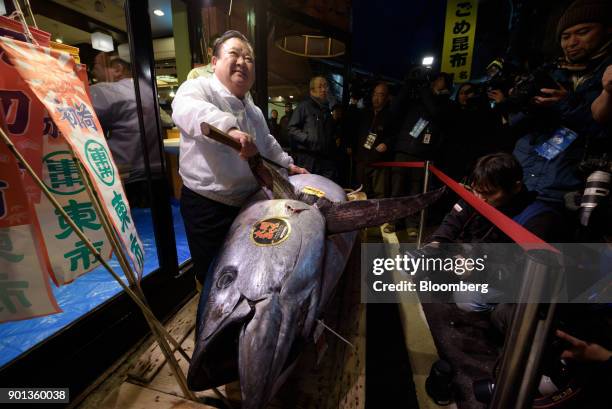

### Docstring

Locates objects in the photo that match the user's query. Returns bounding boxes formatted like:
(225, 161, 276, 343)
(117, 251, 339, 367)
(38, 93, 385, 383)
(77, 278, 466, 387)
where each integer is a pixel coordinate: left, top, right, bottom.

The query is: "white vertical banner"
(0, 36, 145, 277)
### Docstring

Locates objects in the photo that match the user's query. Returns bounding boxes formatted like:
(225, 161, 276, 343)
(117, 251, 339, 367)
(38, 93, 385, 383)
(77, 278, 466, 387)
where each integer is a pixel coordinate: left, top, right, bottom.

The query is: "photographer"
(385, 72, 453, 235)
(439, 82, 510, 182)
(512, 0, 612, 206)
(428, 153, 566, 311)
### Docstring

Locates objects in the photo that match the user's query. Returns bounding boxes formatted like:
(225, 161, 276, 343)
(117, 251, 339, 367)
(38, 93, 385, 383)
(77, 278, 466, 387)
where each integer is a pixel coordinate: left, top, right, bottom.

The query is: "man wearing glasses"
(288, 76, 340, 183)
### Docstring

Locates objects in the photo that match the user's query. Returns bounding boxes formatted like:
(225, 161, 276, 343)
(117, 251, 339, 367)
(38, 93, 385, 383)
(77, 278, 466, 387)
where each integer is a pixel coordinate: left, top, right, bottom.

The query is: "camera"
(506, 63, 559, 108)
(578, 154, 612, 227)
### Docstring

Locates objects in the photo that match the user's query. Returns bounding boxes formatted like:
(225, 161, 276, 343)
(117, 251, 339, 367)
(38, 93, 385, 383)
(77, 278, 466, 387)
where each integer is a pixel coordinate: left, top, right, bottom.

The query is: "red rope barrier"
(371, 161, 559, 253)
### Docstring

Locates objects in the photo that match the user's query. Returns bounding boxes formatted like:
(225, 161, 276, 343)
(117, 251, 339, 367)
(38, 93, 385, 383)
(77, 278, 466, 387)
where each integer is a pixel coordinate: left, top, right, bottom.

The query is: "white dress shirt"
(172, 75, 293, 206)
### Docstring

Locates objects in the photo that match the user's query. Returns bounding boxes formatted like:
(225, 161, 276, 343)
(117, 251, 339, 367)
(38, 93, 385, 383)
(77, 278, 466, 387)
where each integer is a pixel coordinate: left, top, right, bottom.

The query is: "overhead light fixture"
(55, 38, 63, 44)
(289, 95, 293, 99)
(91, 31, 114, 52)
(153, 9, 164, 16)
(422, 56, 434, 66)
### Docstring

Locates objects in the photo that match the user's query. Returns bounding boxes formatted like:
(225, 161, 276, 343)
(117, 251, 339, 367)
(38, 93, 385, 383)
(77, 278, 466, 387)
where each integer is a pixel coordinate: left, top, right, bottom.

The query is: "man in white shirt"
(172, 30, 306, 286)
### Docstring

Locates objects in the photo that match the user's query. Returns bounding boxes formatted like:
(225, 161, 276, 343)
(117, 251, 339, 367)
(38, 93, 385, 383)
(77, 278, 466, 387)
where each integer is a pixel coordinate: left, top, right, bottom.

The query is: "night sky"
(351, 0, 512, 82)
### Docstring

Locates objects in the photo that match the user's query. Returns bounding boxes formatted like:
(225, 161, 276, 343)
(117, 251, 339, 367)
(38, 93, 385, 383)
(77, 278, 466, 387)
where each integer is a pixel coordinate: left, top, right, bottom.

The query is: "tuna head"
(188, 198, 326, 409)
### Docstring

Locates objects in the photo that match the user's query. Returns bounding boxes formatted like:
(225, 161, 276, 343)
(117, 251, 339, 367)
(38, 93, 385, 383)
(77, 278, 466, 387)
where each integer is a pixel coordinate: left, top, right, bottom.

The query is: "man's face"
(560, 23, 608, 63)
(431, 76, 447, 93)
(212, 38, 255, 98)
(371, 84, 389, 111)
(271, 110, 278, 119)
(310, 78, 328, 101)
(92, 53, 112, 82)
(472, 182, 520, 208)
(458, 85, 474, 106)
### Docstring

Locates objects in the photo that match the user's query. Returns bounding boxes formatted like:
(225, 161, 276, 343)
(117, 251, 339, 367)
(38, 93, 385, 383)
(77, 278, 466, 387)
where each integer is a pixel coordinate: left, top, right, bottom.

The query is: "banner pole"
(0, 127, 199, 400)
(71, 155, 191, 360)
(72, 149, 232, 406)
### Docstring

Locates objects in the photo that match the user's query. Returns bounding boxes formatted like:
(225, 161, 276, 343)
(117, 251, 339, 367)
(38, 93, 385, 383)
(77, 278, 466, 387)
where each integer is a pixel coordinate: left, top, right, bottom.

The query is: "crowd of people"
(161, 0, 612, 405)
(261, 0, 612, 404)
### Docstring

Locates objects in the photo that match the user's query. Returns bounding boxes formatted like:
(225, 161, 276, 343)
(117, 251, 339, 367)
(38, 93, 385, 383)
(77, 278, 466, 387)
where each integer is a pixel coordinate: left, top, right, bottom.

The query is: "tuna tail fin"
(320, 187, 446, 234)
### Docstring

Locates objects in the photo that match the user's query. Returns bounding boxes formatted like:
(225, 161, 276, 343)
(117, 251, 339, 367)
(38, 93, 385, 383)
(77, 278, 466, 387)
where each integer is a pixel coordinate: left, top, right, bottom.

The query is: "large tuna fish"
(187, 172, 443, 409)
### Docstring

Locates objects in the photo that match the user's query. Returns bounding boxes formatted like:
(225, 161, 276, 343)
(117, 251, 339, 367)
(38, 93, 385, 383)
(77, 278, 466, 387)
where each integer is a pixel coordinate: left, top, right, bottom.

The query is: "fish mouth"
(188, 296, 254, 391)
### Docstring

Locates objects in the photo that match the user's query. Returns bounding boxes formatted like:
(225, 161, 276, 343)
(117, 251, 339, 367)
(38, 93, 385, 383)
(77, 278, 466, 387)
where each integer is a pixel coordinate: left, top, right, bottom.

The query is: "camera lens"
(579, 170, 611, 226)
(473, 378, 495, 403)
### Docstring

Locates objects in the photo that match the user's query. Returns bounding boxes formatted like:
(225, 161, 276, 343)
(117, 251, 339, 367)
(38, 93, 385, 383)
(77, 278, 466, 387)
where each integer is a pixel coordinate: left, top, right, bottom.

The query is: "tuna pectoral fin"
(238, 294, 298, 409)
(248, 155, 297, 200)
(322, 187, 446, 233)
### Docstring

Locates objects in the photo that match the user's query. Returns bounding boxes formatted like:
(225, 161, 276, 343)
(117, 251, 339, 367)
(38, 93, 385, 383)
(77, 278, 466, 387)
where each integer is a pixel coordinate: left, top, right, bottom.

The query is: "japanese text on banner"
(0, 37, 145, 277)
(441, 0, 478, 83)
(0, 141, 60, 323)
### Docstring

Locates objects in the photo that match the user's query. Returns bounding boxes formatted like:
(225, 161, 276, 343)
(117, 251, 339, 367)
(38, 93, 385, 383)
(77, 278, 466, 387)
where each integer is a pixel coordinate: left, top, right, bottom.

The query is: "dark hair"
(110, 57, 131, 72)
(437, 72, 454, 89)
(470, 153, 523, 193)
(212, 30, 253, 58)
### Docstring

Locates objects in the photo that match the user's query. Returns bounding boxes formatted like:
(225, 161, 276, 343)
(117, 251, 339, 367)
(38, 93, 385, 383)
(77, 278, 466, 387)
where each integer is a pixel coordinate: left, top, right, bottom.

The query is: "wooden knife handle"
(200, 122, 242, 151)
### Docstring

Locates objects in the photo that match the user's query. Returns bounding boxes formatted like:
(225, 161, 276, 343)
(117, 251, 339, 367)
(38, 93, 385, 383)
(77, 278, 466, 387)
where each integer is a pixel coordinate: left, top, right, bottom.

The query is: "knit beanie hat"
(556, 0, 612, 38)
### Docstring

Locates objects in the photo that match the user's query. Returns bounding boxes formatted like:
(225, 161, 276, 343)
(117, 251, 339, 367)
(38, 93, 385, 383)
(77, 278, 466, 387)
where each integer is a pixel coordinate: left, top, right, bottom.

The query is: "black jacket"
(355, 105, 391, 163)
(388, 86, 452, 159)
(431, 189, 565, 244)
(287, 96, 337, 157)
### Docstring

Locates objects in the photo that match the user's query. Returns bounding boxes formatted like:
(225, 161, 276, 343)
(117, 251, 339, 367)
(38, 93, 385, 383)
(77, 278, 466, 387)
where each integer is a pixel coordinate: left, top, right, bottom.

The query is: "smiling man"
(172, 30, 306, 289)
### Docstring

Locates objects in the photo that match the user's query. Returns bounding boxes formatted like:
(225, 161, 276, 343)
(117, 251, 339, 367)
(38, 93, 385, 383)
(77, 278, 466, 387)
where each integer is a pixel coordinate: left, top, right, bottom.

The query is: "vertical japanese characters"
(441, 0, 478, 83)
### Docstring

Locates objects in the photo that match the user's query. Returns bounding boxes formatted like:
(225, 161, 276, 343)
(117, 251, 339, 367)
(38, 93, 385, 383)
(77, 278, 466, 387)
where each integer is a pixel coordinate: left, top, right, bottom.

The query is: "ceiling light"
(153, 9, 164, 16)
(55, 38, 63, 44)
(91, 31, 114, 52)
(422, 56, 434, 66)
(289, 95, 293, 99)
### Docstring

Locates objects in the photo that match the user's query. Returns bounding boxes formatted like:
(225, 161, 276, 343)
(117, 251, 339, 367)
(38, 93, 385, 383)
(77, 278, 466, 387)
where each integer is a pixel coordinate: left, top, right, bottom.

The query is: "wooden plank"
(144, 329, 241, 405)
(128, 296, 199, 383)
(100, 382, 215, 409)
(381, 227, 458, 409)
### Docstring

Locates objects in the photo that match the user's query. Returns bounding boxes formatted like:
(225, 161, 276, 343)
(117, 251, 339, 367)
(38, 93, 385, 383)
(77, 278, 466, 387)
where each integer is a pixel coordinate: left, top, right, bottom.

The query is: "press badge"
(422, 132, 432, 144)
(363, 132, 377, 150)
(410, 118, 429, 138)
(535, 127, 577, 160)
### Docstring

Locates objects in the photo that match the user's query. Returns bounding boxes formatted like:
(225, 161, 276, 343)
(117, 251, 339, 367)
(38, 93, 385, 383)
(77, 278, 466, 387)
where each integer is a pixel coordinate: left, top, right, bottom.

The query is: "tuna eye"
(217, 266, 237, 289)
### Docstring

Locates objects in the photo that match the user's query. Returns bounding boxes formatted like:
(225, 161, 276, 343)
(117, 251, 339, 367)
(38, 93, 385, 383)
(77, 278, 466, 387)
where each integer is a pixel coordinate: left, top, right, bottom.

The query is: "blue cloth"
(0, 203, 190, 368)
(513, 55, 612, 203)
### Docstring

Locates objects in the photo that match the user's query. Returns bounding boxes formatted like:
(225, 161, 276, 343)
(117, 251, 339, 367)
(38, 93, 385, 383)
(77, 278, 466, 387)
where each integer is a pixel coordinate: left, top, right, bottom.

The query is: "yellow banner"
(441, 0, 478, 83)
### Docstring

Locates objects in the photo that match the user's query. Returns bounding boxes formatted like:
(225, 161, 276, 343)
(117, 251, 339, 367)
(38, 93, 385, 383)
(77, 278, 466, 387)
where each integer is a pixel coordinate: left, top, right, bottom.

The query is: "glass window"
(0, 0, 169, 367)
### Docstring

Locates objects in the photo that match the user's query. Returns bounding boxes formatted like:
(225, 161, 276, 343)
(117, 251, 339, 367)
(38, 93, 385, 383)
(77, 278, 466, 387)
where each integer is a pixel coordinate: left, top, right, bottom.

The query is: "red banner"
(0, 140, 60, 322)
(0, 36, 145, 278)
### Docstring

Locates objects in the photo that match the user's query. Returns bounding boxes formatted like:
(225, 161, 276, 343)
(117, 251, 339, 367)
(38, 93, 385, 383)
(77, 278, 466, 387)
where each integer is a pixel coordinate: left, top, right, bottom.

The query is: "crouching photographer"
(417, 153, 567, 310)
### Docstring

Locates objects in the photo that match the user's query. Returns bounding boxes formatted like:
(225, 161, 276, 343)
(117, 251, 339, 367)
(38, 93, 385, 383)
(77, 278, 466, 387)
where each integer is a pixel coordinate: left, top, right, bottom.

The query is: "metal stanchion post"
(490, 249, 563, 409)
(417, 160, 431, 248)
